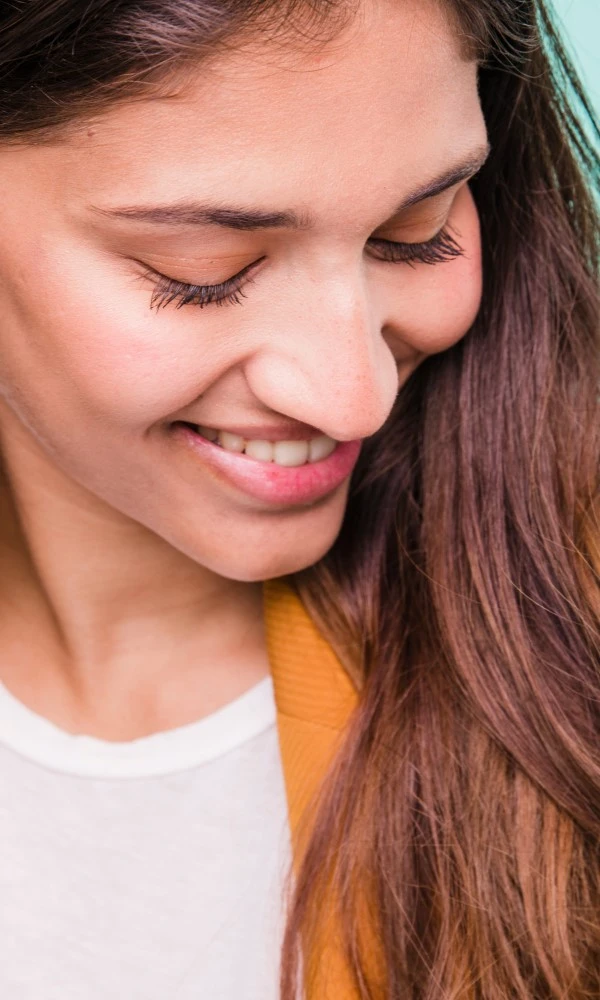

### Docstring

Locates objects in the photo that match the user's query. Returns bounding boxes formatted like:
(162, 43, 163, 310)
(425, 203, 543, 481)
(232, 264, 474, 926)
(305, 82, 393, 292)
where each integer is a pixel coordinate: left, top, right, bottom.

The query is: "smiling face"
(0, 0, 487, 582)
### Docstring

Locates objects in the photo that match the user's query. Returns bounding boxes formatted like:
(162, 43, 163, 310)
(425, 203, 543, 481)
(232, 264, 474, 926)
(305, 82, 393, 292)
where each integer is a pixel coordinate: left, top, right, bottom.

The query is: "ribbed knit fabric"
(262, 578, 361, 1000)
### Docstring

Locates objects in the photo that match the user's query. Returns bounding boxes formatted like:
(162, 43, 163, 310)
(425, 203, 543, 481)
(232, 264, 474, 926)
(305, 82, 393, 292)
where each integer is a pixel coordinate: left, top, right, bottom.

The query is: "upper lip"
(177, 420, 332, 442)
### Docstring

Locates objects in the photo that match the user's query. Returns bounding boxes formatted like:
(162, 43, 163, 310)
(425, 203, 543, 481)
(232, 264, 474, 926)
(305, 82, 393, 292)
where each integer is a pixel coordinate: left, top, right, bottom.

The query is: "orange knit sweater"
(262, 577, 362, 1000)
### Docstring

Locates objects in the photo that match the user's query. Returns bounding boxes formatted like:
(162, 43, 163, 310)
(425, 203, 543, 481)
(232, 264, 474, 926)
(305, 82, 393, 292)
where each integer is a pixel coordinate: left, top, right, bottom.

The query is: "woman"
(0, 0, 597, 997)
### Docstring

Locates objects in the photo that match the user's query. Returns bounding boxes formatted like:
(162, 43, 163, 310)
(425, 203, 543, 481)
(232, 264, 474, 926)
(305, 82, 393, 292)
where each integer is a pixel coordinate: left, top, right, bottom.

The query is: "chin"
(208, 516, 344, 582)
(216, 541, 335, 583)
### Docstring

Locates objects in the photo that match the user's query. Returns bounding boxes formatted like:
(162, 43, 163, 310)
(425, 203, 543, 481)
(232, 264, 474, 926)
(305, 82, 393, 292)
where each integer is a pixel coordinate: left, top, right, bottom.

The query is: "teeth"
(218, 430, 245, 452)
(196, 426, 337, 466)
(200, 427, 219, 443)
(245, 439, 277, 463)
(274, 440, 312, 466)
(308, 435, 337, 463)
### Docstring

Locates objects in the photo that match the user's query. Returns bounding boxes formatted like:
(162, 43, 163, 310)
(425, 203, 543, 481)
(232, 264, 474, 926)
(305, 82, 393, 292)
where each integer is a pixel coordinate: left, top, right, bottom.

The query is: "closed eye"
(366, 225, 465, 267)
(141, 225, 465, 311)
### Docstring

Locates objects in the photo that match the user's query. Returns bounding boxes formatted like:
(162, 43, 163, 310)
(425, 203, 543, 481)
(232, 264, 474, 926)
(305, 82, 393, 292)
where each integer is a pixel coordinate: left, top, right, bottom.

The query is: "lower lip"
(172, 423, 363, 507)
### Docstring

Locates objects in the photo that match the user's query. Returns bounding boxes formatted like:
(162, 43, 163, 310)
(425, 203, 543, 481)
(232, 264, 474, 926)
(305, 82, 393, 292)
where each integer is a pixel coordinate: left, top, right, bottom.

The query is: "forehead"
(52, 0, 483, 227)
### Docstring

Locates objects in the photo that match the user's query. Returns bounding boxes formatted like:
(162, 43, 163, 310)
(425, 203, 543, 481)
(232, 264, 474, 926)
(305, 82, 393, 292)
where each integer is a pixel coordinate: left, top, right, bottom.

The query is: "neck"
(0, 426, 268, 740)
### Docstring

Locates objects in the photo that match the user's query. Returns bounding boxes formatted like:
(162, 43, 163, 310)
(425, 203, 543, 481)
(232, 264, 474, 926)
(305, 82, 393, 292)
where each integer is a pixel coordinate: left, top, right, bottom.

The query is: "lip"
(172, 423, 363, 507)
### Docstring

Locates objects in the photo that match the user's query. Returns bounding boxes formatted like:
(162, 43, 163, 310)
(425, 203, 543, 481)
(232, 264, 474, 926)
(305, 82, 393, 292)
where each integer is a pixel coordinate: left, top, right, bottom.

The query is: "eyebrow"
(89, 142, 491, 232)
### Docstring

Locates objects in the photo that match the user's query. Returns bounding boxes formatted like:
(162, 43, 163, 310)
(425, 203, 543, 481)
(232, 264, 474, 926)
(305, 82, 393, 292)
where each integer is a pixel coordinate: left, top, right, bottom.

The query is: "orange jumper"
(263, 577, 363, 999)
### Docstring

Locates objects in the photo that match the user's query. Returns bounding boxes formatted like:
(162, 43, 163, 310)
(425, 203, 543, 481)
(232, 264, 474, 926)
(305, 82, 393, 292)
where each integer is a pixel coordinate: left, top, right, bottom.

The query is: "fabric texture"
(0, 674, 292, 1000)
(262, 578, 363, 1000)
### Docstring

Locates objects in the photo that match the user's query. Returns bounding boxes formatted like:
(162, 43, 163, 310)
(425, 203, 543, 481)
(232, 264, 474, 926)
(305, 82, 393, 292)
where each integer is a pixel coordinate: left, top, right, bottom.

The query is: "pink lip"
(172, 423, 363, 507)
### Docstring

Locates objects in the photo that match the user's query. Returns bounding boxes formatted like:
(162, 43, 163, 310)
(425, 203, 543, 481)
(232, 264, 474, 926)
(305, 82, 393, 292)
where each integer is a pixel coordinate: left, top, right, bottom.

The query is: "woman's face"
(0, 0, 487, 582)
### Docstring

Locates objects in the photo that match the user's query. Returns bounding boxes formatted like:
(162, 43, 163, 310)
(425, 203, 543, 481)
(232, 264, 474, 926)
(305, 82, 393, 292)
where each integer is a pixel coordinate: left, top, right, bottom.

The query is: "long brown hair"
(1, 1, 599, 996)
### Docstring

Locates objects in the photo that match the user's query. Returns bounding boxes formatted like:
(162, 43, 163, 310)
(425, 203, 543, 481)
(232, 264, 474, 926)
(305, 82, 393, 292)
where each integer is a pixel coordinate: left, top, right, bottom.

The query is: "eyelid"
(366, 224, 464, 265)
(139, 219, 464, 312)
(139, 255, 264, 288)
(374, 182, 463, 240)
(138, 183, 460, 288)
(136, 255, 267, 311)
(141, 214, 452, 287)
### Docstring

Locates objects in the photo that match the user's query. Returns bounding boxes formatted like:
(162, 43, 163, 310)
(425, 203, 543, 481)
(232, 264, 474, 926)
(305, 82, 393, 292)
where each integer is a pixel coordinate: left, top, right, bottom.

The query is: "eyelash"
(145, 226, 465, 312)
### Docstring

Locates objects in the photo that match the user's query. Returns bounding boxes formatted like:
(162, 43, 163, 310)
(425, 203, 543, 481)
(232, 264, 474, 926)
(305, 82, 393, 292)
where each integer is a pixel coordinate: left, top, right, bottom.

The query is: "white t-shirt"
(0, 674, 293, 1000)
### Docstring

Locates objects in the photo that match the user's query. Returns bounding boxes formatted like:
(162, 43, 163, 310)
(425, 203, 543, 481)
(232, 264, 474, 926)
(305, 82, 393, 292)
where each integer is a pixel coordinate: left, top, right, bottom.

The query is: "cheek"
(0, 241, 222, 433)
(389, 186, 482, 357)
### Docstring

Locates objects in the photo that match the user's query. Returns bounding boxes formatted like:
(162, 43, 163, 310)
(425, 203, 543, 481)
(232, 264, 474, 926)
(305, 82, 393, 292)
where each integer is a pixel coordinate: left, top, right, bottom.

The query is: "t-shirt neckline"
(0, 675, 276, 779)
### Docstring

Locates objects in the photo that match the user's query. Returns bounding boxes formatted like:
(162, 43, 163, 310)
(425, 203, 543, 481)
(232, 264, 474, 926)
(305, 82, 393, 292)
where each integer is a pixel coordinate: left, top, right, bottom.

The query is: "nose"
(244, 270, 400, 443)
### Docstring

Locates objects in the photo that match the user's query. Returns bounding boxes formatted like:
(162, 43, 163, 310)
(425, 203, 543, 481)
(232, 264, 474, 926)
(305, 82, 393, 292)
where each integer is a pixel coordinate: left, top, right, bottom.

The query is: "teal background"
(550, 0, 600, 116)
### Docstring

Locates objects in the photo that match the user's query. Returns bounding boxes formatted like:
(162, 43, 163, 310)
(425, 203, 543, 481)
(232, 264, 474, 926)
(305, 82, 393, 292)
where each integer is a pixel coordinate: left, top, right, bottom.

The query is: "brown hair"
(1, 1, 599, 996)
